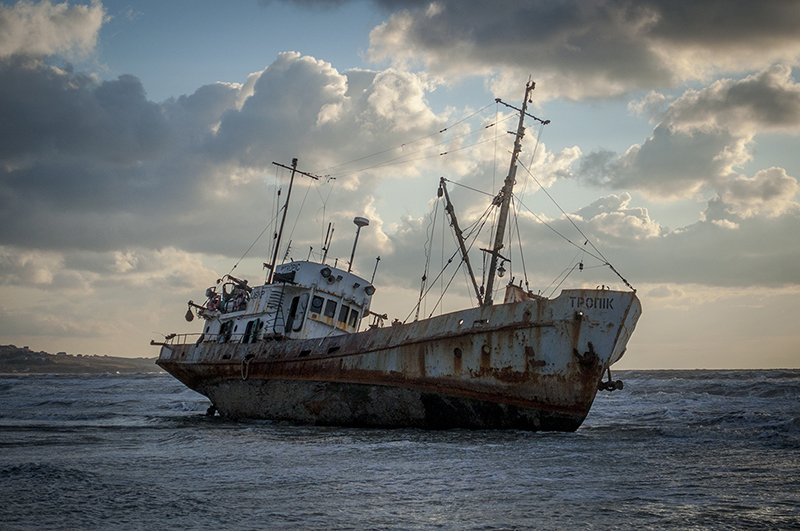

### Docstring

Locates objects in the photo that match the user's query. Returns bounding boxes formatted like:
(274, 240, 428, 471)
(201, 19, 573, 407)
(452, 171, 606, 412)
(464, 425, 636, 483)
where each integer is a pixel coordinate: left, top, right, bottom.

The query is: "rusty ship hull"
(156, 288, 641, 431)
(155, 83, 642, 431)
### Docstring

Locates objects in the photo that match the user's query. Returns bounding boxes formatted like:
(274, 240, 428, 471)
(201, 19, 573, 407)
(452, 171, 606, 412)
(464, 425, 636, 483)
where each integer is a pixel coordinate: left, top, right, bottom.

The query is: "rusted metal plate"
(157, 288, 641, 431)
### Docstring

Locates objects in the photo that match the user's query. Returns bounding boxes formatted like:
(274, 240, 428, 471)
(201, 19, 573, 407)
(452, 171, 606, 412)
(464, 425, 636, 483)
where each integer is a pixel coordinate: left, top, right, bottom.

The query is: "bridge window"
(338, 304, 350, 324)
(324, 299, 337, 318)
(348, 309, 359, 328)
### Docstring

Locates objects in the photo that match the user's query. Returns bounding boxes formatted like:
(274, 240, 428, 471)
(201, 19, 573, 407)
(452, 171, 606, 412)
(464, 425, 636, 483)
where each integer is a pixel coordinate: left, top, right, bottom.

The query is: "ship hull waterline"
(157, 289, 641, 432)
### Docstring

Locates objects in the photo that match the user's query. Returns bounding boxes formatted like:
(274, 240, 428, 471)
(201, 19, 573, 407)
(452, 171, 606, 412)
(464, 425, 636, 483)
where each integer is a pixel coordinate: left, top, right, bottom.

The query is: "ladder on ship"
(267, 288, 286, 335)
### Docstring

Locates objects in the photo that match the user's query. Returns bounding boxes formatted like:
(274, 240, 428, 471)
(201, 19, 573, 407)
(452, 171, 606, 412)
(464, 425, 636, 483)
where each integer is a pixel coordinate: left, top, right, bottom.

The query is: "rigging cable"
(549, 261, 583, 298)
(313, 176, 336, 259)
(314, 103, 503, 178)
(516, 120, 547, 205)
(513, 196, 605, 263)
(408, 198, 495, 321)
(322, 123, 513, 180)
(542, 247, 584, 297)
(516, 159, 636, 291)
(510, 196, 530, 291)
(317, 116, 513, 182)
(420, 194, 498, 317)
(441, 178, 494, 197)
(440, 178, 499, 296)
(503, 123, 546, 289)
(405, 246, 460, 323)
(407, 189, 497, 322)
(414, 196, 440, 321)
(229, 208, 282, 277)
(229, 165, 284, 277)
(427, 255, 466, 319)
(284, 177, 314, 263)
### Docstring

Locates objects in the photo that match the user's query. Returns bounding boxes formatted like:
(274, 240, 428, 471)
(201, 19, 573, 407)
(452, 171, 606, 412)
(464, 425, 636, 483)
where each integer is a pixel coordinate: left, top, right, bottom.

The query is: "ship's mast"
(267, 158, 319, 283)
(440, 177, 483, 306)
(483, 81, 537, 306)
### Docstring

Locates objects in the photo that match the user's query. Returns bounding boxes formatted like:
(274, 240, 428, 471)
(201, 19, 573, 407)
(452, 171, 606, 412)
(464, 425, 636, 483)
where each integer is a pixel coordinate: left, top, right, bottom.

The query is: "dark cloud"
(367, 0, 800, 99)
(644, 0, 800, 48)
(0, 56, 229, 252)
(0, 10, 797, 303)
(371, 0, 671, 94)
(578, 124, 734, 198)
(0, 57, 170, 164)
(0, 51, 450, 259)
(515, 192, 800, 288)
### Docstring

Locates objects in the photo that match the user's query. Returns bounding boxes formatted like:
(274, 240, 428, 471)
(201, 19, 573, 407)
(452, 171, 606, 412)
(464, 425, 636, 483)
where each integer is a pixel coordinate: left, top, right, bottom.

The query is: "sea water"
(1, 370, 798, 530)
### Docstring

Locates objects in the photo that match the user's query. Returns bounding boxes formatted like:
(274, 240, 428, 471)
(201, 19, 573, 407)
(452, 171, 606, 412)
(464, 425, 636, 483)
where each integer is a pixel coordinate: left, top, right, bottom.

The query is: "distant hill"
(0, 345, 163, 374)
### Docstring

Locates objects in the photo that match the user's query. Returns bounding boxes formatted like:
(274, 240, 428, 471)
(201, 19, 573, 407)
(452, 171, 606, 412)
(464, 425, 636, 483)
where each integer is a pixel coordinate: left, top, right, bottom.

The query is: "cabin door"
(285, 293, 309, 337)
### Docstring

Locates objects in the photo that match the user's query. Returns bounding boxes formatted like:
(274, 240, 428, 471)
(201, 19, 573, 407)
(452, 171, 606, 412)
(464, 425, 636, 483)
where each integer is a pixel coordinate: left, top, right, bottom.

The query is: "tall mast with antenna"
(483, 81, 536, 306)
(267, 158, 319, 283)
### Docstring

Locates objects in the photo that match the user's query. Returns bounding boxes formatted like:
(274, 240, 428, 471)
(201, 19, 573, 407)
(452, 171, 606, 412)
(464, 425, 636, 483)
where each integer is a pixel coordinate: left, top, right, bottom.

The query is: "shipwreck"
(154, 81, 642, 431)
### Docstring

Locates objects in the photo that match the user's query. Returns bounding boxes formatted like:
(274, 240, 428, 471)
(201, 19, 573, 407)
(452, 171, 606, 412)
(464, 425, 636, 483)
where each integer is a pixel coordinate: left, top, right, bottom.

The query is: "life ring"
(207, 294, 221, 311)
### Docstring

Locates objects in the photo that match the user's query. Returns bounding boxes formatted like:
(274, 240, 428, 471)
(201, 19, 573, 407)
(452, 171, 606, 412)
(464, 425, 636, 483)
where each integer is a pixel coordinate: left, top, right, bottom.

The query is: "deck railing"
(150, 333, 201, 347)
(151, 332, 257, 347)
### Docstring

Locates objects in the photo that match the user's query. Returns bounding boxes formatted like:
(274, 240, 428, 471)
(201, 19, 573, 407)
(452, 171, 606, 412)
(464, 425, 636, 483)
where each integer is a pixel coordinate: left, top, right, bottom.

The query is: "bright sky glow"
(1, 0, 799, 369)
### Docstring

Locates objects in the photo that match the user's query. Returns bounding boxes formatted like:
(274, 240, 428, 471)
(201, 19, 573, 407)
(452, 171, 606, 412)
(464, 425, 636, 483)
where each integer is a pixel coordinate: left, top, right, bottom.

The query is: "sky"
(0, 0, 798, 369)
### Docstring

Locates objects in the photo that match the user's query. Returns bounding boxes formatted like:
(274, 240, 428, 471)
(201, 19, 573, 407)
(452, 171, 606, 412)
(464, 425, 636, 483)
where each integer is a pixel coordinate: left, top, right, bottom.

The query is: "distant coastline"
(0, 345, 163, 374)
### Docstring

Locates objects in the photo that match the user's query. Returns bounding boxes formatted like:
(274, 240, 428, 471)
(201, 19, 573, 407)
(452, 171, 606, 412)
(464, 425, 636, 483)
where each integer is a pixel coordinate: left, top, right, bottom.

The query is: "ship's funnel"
(348, 217, 369, 273)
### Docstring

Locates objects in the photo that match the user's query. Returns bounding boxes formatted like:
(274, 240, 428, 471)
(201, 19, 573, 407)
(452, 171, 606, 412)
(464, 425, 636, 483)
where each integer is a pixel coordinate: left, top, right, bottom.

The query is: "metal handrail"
(150, 333, 202, 347)
(151, 332, 258, 347)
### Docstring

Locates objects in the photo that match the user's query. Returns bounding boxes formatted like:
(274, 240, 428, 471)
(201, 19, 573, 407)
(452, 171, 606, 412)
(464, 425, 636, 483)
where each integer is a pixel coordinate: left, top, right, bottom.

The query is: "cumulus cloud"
(577, 65, 800, 218)
(628, 90, 667, 121)
(720, 167, 800, 219)
(0, 52, 442, 256)
(570, 66, 800, 282)
(364, 0, 800, 100)
(664, 65, 800, 136)
(0, 246, 64, 286)
(1, 43, 549, 305)
(576, 193, 663, 242)
(645, 210, 800, 287)
(0, 0, 105, 59)
(0, 244, 217, 294)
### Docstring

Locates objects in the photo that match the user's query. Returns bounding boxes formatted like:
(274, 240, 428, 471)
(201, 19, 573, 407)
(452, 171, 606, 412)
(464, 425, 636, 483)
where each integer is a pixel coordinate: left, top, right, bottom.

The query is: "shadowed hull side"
(203, 379, 587, 431)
